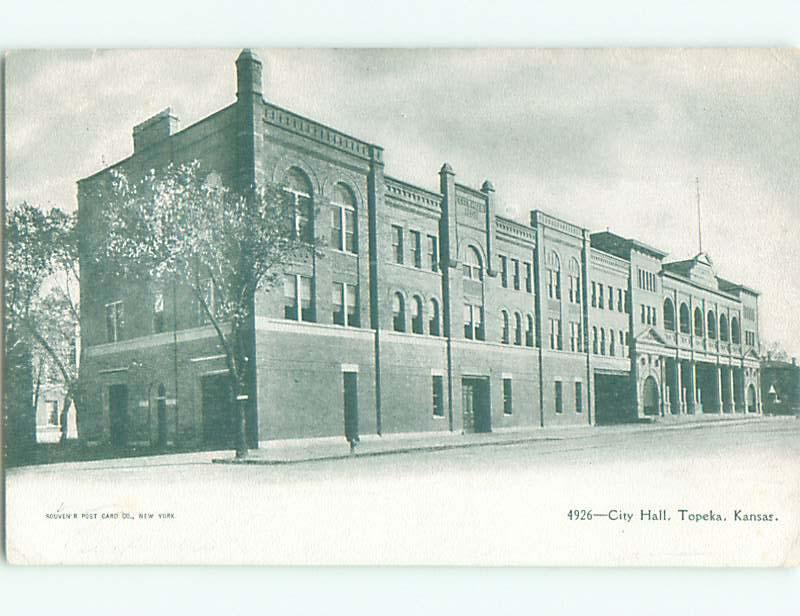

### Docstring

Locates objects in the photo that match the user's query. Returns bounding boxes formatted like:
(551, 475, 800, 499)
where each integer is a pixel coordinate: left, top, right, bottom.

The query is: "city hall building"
(77, 50, 764, 450)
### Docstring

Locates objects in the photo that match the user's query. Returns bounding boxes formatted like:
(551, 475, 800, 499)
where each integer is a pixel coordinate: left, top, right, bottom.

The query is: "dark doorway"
(643, 376, 660, 416)
(462, 377, 491, 433)
(202, 373, 234, 449)
(747, 384, 757, 413)
(109, 384, 129, 447)
(594, 373, 632, 424)
(343, 371, 359, 443)
(156, 383, 167, 447)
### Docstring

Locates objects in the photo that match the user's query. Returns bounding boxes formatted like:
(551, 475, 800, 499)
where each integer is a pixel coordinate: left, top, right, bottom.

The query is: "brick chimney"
(132, 108, 179, 153)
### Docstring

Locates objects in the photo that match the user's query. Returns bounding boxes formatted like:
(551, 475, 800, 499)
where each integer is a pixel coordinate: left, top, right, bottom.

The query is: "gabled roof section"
(635, 327, 669, 346)
(662, 252, 760, 297)
(590, 230, 668, 261)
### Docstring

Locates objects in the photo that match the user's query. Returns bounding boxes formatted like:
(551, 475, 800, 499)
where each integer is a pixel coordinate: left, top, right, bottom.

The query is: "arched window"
(600, 328, 606, 355)
(546, 251, 561, 300)
(284, 167, 314, 242)
(514, 312, 522, 346)
(731, 317, 741, 344)
(500, 310, 510, 344)
(331, 183, 357, 253)
(463, 246, 484, 281)
(707, 310, 717, 339)
(411, 295, 424, 334)
(610, 332, 616, 356)
(663, 298, 676, 331)
(428, 298, 440, 336)
(694, 307, 704, 336)
(392, 292, 405, 332)
(719, 313, 729, 342)
(592, 327, 598, 354)
(526, 314, 535, 347)
(568, 258, 581, 304)
(679, 303, 690, 334)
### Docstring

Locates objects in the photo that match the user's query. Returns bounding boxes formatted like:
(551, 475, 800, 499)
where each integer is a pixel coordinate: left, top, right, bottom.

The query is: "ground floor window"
(503, 378, 513, 415)
(432, 375, 444, 417)
(555, 380, 563, 413)
(575, 382, 583, 413)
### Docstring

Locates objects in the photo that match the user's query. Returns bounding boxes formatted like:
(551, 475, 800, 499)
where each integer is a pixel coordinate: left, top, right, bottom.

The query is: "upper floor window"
(694, 307, 704, 336)
(514, 312, 523, 345)
(592, 326, 598, 354)
(719, 313, 729, 342)
(598, 284, 604, 309)
(568, 258, 581, 304)
(153, 290, 165, 334)
(284, 168, 314, 242)
(707, 310, 717, 339)
(679, 302, 690, 334)
(392, 292, 406, 332)
(411, 295, 424, 334)
(512, 259, 521, 291)
(428, 298, 441, 336)
(391, 225, 404, 264)
(549, 318, 562, 350)
(284, 274, 314, 322)
(607, 285, 614, 310)
(526, 314, 535, 347)
(499, 255, 509, 288)
(332, 282, 359, 327)
(105, 301, 124, 343)
(330, 183, 357, 254)
(410, 230, 422, 268)
(731, 317, 741, 344)
(663, 298, 676, 331)
(464, 303, 484, 340)
(524, 262, 533, 293)
(600, 328, 606, 355)
(463, 246, 484, 281)
(617, 289, 623, 312)
(569, 321, 581, 352)
(427, 235, 439, 272)
(546, 251, 561, 300)
(591, 281, 597, 307)
(500, 310, 510, 344)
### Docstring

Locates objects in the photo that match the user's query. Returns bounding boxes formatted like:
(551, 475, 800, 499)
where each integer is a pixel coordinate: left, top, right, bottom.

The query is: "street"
(6, 418, 800, 566)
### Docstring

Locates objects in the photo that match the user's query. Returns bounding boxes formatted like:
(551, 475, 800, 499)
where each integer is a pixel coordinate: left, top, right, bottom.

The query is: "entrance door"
(343, 372, 359, 442)
(642, 376, 659, 416)
(747, 384, 757, 413)
(156, 383, 167, 447)
(109, 384, 129, 447)
(202, 374, 234, 448)
(462, 377, 491, 433)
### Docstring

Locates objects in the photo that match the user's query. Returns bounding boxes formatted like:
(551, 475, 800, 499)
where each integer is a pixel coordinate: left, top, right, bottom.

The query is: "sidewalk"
(213, 413, 767, 466)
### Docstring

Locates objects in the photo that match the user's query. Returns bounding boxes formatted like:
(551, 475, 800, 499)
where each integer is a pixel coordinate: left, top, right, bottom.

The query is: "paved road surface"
(6, 418, 799, 565)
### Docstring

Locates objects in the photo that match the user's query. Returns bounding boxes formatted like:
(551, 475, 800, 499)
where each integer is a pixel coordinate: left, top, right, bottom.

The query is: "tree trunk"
(234, 393, 248, 459)
(59, 392, 73, 444)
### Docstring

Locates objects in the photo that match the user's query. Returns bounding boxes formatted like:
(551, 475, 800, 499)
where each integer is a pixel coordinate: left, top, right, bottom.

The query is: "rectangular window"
(575, 382, 583, 413)
(391, 225, 404, 264)
(432, 376, 444, 417)
(284, 274, 314, 322)
(598, 284, 604, 309)
(500, 255, 509, 288)
(641, 304, 646, 324)
(524, 262, 532, 293)
(463, 304, 485, 341)
(153, 291, 164, 334)
(344, 208, 356, 253)
(617, 289, 623, 313)
(549, 318, 562, 350)
(333, 283, 358, 327)
(591, 281, 597, 307)
(570, 321, 580, 352)
(624, 290, 630, 314)
(555, 381, 563, 414)
(428, 235, 439, 272)
(503, 378, 513, 415)
(608, 286, 614, 310)
(105, 301, 123, 342)
(410, 230, 422, 268)
(331, 207, 343, 251)
(548, 270, 560, 300)
(512, 258, 520, 290)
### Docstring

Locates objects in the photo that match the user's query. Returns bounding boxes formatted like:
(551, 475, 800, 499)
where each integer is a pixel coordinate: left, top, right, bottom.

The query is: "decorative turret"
(236, 48, 263, 99)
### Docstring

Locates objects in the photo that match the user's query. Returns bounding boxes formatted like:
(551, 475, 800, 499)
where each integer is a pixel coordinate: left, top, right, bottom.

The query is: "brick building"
(77, 50, 764, 449)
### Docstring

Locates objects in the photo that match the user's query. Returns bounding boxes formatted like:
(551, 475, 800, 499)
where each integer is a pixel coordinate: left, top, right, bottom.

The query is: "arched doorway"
(643, 376, 660, 416)
(747, 384, 757, 413)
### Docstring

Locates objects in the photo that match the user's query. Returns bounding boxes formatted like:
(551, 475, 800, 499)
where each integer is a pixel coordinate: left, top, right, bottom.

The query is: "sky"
(5, 48, 800, 357)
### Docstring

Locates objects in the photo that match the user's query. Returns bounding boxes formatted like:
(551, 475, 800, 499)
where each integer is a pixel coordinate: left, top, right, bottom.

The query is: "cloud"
(6, 48, 800, 356)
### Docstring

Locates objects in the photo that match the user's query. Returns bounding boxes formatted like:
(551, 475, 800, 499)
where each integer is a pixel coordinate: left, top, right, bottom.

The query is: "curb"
(212, 415, 768, 466)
